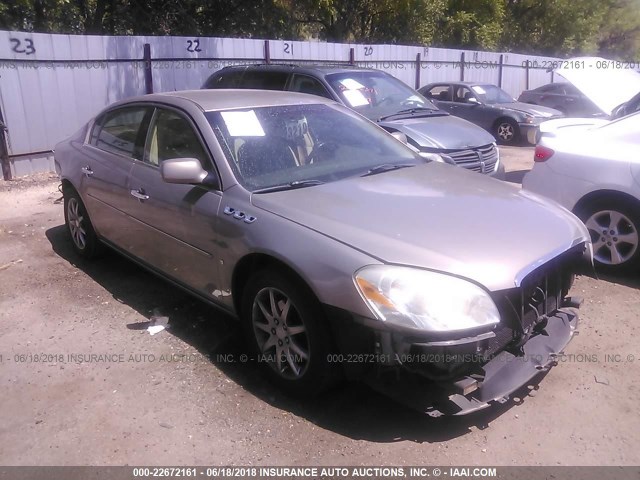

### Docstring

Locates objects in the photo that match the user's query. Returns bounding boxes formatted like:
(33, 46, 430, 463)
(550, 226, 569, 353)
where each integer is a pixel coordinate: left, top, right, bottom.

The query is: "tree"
(434, 0, 505, 50)
(0, 0, 639, 60)
(597, 0, 640, 60)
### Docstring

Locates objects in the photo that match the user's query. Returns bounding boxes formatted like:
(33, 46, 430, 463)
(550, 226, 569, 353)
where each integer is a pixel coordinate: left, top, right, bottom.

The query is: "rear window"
(204, 70, 244, 89)
(91, 107, 150, 159)
(240, 71, 289, 90)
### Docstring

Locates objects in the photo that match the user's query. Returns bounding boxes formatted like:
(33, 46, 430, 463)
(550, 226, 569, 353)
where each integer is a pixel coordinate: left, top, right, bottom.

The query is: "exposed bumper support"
(364, 308, 579, 416)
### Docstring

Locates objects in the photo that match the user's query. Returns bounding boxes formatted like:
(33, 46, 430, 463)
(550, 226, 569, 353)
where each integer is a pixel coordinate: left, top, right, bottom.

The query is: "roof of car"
(425, 81, 493, 87)
(217, 63, 382, 76)
(121, 89, 336, 112)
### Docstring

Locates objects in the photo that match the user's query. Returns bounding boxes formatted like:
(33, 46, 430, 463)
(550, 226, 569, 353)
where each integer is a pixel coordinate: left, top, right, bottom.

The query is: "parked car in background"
(204, 65, 505, 178)
(612, 91, 640, 119)
(524, 112, 640, 273)
(518, 82, 602, 117)
(536, 58, 640, 137)
(56, 89, 590, 416)
(419, 81, 563, 145)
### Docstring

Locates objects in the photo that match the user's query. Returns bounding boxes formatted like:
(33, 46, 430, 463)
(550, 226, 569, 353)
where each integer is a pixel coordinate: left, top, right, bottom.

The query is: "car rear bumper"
(520, 123, 540, 145)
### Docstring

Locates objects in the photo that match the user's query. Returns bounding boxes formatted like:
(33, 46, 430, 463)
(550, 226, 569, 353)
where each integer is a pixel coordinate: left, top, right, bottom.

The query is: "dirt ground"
(1, 147, 639, 466)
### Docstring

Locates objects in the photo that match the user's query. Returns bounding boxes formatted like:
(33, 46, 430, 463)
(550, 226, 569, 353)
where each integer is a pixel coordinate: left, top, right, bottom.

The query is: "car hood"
(251, 163, 589, 292)
(555, 56, 640, 115)
(378, 114, 496, 150)
(499, 102, 561, 118)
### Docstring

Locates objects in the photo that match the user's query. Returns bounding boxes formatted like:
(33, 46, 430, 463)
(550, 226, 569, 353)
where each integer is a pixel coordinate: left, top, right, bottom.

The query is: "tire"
(576, 197, 640, 273)
(494, 118, 520, 145)
(241, 270, 337, 397)
(63, 187, 103, 259)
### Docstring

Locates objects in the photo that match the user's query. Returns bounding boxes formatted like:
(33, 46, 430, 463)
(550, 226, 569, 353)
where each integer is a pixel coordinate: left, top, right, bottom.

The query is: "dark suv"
(203, 65, 505, 178)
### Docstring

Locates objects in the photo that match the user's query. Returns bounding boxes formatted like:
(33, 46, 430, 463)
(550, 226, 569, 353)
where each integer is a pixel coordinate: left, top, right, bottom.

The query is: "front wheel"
(241, 270, 337, 396)
(494, 119, 520, 145)
(576, 198, 640, 273)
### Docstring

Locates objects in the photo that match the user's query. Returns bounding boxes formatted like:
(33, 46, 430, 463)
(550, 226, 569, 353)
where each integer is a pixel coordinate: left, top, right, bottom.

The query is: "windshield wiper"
(252, 179, 325, 194)
(378, 107, 442, 121)
(361, 163, 415, 177)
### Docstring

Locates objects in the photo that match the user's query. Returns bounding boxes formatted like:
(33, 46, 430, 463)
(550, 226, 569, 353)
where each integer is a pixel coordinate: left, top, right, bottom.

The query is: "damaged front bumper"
(364, 308, 579, 416)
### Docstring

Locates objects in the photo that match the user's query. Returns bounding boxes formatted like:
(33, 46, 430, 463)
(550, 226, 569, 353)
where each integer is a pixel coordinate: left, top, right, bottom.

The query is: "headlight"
(354, 266, 500, 332)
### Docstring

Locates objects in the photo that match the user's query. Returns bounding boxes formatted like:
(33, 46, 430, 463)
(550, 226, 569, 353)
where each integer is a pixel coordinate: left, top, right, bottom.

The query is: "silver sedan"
(56, 89, 591, 415)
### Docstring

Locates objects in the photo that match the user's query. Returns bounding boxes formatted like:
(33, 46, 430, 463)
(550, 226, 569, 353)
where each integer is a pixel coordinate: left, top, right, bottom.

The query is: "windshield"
(471, 85, 515, 104)
(206, 104, 422, 192)
(325, 72, 438, 120)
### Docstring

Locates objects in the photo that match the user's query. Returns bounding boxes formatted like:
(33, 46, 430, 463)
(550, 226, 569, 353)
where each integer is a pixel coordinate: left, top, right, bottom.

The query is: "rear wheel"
(63, 188, 103, 259)
(241, 270, 337, 396)
(494, 118, 520, 145)
(576, 198, 640, 273)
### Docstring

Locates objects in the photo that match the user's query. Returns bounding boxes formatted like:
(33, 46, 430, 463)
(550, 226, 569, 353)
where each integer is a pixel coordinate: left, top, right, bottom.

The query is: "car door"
(424, 84, 454, 112)
(81, 105, 152, 247)
(450, 85, 490, 128)
(124, 106, 223, 296)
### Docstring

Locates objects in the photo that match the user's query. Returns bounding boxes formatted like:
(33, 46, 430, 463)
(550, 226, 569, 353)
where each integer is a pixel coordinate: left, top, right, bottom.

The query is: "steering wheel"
(376, 95, 395, 107)
(307, 141, 339, 164)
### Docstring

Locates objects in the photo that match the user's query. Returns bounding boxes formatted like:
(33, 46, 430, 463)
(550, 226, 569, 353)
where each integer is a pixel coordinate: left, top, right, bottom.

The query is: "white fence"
(0, 30, 561, 178)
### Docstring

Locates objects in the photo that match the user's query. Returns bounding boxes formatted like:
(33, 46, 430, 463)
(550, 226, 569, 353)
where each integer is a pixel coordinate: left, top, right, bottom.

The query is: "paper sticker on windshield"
(471, 86, 486, 95)
(343, 89, 370, 107)
(285, 119, 309, 140)
(340, 78, 366, 90)
(220, 110, 265, 137)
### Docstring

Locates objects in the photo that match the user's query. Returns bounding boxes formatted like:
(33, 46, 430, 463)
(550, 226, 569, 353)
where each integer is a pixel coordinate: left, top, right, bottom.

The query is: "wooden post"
(264, 40, 271, 64)
(143, 43, 153, 94)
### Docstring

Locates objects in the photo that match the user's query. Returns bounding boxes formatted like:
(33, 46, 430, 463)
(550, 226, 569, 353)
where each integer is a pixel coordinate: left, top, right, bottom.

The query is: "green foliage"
(435, 0, 505, 50)
(0, 0, 638, 59)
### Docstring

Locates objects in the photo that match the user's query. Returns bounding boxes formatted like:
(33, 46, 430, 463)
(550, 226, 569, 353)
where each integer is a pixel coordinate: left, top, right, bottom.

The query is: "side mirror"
(390, 131, 408, 144)
(467, 97, 480, 105)
(160, 158, 217, 187)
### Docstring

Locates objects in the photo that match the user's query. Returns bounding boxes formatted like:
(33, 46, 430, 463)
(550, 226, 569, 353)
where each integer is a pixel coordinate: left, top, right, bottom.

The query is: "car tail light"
(534, 145, 554, 162)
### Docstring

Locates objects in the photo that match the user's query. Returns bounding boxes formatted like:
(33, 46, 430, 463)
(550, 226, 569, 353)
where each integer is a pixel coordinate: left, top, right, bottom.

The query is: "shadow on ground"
(504, 169, 528, 184)
(47, 224, 542, 443)
(581, 270, 640, 291)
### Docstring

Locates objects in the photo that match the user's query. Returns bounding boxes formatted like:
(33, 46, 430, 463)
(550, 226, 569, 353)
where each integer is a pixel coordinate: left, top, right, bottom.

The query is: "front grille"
(448, 144, 498, 174)
(488, 244, 586, 357)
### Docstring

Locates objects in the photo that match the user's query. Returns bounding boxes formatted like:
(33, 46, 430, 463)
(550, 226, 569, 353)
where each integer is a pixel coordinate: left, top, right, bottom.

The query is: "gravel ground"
(1, 149, 639, 466)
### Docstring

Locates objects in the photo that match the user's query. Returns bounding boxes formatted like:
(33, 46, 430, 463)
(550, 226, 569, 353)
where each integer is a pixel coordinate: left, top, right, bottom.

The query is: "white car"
(523, 112, 640, 272)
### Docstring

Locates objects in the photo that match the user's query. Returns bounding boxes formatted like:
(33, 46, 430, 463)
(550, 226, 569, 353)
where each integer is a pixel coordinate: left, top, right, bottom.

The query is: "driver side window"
(145, 109, 209, 168)
(454, 87, 475, 103)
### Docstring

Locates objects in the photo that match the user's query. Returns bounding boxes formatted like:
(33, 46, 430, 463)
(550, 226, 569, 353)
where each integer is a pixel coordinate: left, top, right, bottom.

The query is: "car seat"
(237, 138, 298, 178)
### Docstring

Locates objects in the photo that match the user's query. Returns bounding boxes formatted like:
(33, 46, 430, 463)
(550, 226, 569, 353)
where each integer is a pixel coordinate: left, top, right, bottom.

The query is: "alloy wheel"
(585, 209, 639, 265)
(251, 287, 310, 380)
(497, 122, 515, 141)
(67, 197, 87, 250)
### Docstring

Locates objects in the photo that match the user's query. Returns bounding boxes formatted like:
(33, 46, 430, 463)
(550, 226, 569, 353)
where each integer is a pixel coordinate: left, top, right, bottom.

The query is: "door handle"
(81, 166, 93, 177)
(130, 189, 149, 201)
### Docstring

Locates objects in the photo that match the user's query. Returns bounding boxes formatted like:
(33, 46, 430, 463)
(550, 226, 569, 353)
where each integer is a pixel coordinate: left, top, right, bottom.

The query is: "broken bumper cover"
(364, 308, 579, 416)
